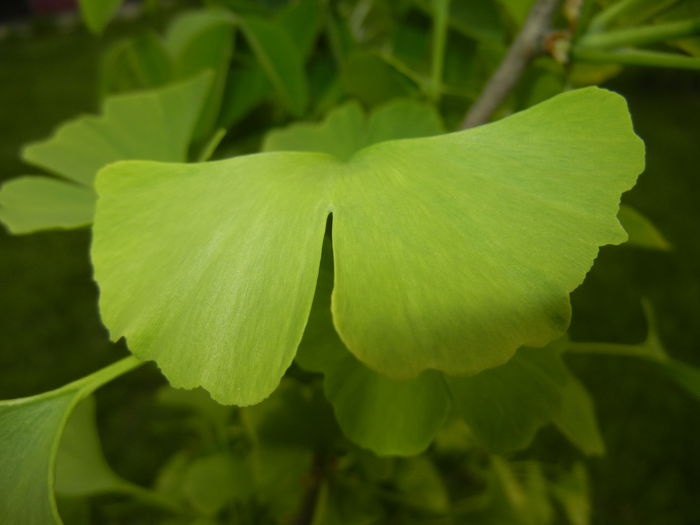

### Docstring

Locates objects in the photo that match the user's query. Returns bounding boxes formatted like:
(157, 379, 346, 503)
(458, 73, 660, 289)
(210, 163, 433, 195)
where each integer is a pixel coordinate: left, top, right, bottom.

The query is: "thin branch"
(460, 0, 563, 129)
(288, 453, 328, 525)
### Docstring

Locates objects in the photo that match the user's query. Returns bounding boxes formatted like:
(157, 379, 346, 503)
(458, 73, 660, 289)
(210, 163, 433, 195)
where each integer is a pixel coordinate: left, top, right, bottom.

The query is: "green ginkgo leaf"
(0, 357, 140, 525)
(23, 73, 211, 186)
(296, 241, 451, 456)
(0, 389, 79, 524)
(263, 98, 444, 160)
(446, 343, 569, 453)
(0, 74, 211, 234)
(239, 15, 309, 116)
(552, 374, 605, 455)
(164, 9, 235, 141)
(0, 176, 95, 234)
(55, 396, 132, 497)
(92, 87, 644, 406)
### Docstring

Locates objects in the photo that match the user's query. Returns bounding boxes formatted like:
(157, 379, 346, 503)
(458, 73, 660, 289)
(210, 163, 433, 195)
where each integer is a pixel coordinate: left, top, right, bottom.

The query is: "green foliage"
(0, 358, 140, 525)
(2, 0, 699, 523)
(0, 74, 211, 233)
(90, 88, 642, 407)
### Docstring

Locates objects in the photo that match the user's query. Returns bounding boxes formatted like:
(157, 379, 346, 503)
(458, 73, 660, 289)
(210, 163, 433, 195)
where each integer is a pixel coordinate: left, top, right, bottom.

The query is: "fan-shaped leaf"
(0, 74, 211, 234)
(92, 87, 644, 405)
(331, 88, 643, 378)
(93, 155, 335, 405)
(23, 73, 211, 186)
(0, 357, 140, 525)
(263, 98, 444, 160)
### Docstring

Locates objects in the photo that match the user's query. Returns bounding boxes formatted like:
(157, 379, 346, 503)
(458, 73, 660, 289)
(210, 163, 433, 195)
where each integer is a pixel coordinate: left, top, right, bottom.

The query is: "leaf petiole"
(572, 48, 700, 70)
(578, 17, 700, 50)
(429, 0, 450, 102)
(588, 0, 679, 32)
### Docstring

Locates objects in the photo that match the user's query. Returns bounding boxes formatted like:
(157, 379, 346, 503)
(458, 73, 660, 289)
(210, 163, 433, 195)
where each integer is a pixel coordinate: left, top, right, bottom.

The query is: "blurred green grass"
(0, 24, 698, 525)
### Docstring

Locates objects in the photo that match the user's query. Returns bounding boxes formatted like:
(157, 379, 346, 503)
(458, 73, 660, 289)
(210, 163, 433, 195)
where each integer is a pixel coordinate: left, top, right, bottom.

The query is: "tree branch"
(460, 0, 563, 129)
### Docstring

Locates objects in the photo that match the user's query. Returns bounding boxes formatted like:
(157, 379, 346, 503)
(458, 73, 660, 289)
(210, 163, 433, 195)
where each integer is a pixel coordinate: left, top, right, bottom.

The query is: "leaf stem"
(197, 128, 228, 162)
(429, 0, 450, 102)
(289, 453, 329, 525)
(588, 0, 679, 32)
(69, 355, 144, 396)
(572, 47, 700, 70)
(460, 0, 562, 129)
(567, 341, 667, 362)
(578, 17, 700, 50)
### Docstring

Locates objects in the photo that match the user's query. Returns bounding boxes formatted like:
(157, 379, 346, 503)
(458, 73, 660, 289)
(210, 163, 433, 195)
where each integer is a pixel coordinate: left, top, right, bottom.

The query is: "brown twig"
(460, 0, 563, 129)
(288, 453, 328, 525)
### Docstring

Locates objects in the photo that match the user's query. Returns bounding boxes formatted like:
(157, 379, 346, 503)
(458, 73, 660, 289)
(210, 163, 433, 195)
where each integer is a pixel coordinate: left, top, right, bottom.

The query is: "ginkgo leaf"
(55, 396, 132, 497)
(23, 72, 212, 186)
(0, 389, 79, 524)
(93, 155, 335, 406)
(92, 87, 644, 405)
(0, 74, 211, 235)
(239, 15, 309, 116)
(164, 9, 235, 141)
(552, 375, 605, 455)
(0, 357, 140, 525)
(446, 343, 569, 453)
(0, 176, 94, 234)
(331, 88, 642, 378)
(263, 98, 444, 160)
(296, 241, 451, 456)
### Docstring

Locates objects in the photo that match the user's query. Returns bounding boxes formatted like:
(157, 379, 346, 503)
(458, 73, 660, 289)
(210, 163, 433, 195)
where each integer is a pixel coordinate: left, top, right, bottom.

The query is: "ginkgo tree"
(1, 0, 699, 523)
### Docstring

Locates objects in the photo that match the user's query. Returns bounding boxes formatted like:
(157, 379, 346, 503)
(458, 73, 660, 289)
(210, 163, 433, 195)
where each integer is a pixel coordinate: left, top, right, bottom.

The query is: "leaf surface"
(164, 9, 235, 140)
(0, 390, 78, 524)
(447, 344, 569, 452)
(0, 176, 94, 234)
(552, 375, 605, 455)
(239, 15, 308, 116)
(1, 75, 211, 235)
(55, 396, 132, 496)
(331, 88, 643, 377)
(23, 73, 211, 186)
(263, 98, 444, 160)
(93, 154, 335, 405)
(92, 87, 644, 404)
(0, 358, 139, 525)
(296, 242, 451, 455)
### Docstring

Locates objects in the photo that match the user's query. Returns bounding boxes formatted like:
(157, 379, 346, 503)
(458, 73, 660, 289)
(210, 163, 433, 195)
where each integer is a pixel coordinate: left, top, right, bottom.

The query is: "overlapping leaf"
(92, 87, 644, 407)
(0, 358, 139, 525)
(447, 343, 569, 453)
(0, 74, 210, 234)
(163, 9, 236, 140)
(296, 241, 451, 455)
